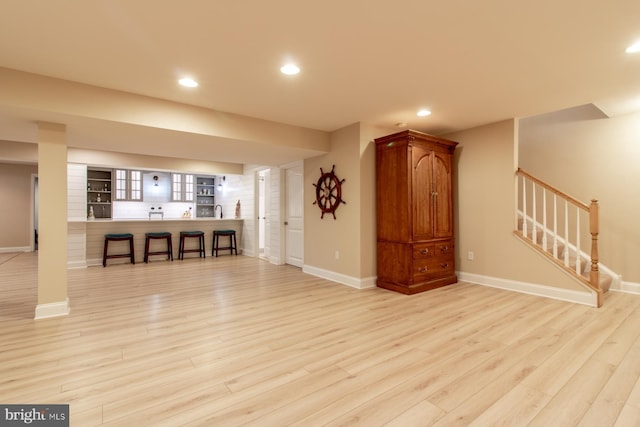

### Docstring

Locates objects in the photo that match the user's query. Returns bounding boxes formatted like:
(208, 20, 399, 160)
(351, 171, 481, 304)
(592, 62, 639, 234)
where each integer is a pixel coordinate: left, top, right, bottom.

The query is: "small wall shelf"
(87, 168, 112, 218)
(196, 176, 216, 217)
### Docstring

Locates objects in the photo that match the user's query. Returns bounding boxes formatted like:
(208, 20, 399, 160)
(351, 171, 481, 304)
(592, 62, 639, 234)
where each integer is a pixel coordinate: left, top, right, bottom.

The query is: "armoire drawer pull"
(418, 266, 428, 273)
(440, 263, 449, 269)
(419, 249, 429, 255)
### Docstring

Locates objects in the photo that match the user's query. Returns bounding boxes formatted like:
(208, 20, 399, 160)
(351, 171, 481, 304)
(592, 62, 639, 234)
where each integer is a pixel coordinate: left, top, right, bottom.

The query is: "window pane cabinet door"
(115, 169, 143, 201)
(130, 170, 142, 200)
(115, 169, 128, 200)
(171, 173, 194, 202)
(184, 174, 194, 201)
(171, 173, 182, 201)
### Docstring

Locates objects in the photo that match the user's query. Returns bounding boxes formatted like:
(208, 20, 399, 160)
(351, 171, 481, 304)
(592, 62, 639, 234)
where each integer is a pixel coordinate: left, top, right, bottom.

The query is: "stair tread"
(582, 270, 612, 293)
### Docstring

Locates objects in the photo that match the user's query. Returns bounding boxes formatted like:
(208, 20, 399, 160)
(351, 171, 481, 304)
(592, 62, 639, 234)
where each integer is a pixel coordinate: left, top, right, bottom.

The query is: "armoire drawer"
(413, 256, 455, 279)
(413, 241, 453, 259)
(413, 244, 435, 259)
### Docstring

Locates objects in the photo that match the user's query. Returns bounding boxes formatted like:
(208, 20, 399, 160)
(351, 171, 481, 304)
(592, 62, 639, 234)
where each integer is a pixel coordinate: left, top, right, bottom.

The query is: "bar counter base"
(72, 218, 243, 267)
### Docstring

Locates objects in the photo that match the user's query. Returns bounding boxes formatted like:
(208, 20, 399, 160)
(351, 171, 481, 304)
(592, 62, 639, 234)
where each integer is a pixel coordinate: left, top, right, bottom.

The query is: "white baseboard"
(67, 260, 88, 269)
(0, 246, 31, 253)
(269, 256, 285, 266)
(458, 271, 598, 307)
(303, 264, 376, 289)
(35, 297, 70, 319)
(242, 248, 255, 257)
(618, 280, 640, 295)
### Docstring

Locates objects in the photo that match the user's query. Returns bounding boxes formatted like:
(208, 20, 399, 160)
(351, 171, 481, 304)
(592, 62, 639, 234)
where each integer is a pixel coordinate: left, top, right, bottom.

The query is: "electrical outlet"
(467, 251, 474, 261)
(335, 251, 340, 260)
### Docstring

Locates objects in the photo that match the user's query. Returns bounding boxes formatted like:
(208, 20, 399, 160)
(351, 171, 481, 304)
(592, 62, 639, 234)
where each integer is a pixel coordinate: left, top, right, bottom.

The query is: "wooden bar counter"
(73, 218, 243, 267)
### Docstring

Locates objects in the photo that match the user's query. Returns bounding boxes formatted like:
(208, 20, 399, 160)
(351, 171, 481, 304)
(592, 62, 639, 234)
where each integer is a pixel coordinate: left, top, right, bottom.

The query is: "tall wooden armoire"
(375, 130, 458, 294)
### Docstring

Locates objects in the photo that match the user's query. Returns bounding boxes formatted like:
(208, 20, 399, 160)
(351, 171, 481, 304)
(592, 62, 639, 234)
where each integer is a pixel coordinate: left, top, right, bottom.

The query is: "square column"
(35, 122, 70, 319)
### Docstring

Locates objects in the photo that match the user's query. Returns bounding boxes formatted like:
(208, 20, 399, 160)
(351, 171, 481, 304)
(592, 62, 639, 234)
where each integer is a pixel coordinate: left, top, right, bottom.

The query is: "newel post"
(589, 199, 602, 306)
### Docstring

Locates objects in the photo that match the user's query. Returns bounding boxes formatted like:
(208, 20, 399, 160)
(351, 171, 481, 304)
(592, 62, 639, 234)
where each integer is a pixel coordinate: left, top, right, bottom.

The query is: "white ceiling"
(1, 0, 639, 164)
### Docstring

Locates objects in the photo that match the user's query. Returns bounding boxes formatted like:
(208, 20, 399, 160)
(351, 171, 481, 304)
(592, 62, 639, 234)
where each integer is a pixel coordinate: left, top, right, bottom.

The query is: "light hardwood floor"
(2, 252, 640, 426)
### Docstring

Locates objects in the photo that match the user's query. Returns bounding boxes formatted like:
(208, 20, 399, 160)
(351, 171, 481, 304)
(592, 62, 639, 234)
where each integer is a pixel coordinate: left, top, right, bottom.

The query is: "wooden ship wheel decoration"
(313, 164, 346, 219)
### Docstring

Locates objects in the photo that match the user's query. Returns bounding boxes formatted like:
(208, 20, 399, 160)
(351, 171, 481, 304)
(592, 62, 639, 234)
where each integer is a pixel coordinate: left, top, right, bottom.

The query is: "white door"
(285, 164, 304, 267)
(258, 169, 270, 260)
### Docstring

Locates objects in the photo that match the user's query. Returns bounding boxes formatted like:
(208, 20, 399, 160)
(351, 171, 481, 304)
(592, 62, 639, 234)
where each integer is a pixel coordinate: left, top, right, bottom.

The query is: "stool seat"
(144, 232, 173, 263)
(103, 233, 135, 267)
(179, 231, 206, 260)
(212, 230, 237, 257)
(146, 232, 171, 237)
(106, 233, 134, 238)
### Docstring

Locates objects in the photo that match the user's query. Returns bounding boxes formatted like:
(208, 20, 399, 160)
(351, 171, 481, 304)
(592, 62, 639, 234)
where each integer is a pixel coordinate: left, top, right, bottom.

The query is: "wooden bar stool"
(103, 233, 135, 267)
(179, 231, 206, 260)
(212, 230, 237, 257)
(144, 232, 173, 263)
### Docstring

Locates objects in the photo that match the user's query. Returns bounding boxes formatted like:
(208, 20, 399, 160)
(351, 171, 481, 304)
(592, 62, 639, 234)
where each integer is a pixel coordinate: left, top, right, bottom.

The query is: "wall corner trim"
(303, 264, 376, 289)
(35, 298, 70, 320)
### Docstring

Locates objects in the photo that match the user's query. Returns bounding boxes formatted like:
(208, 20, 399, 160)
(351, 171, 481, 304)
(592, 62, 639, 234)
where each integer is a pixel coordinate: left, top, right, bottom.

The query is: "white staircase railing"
(516, 168, 602, 306)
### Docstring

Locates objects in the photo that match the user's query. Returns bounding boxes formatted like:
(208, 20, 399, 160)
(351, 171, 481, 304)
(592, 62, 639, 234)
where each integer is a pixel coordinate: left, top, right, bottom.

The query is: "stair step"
(582, 270, 612, 293)
(568, 257, 588, 274)
(544, 244, 565, 258)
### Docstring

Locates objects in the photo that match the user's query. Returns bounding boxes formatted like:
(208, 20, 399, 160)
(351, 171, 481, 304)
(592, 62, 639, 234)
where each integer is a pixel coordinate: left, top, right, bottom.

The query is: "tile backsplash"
(112, 201, 194, 219)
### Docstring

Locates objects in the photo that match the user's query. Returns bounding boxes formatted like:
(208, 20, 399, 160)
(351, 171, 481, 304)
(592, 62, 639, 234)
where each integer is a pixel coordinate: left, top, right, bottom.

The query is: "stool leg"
(179, 235, 184, 260)
(233, 233, 237, 255)
(130, 237, 135, 264)
(144, 237, 150, 263)
(103, 239, 109, 267)
(168, 236, 173, 261)
(201, 234, 205, 258)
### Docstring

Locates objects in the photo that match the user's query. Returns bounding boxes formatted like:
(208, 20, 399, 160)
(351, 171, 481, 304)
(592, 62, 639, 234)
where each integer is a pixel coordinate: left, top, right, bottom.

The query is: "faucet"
(214, 204, 223, 219)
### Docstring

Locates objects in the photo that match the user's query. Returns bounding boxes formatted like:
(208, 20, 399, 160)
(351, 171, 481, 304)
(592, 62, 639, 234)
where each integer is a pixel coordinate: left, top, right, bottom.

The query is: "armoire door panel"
(433, 151, 454, 238)
(412, 146, 434, 241)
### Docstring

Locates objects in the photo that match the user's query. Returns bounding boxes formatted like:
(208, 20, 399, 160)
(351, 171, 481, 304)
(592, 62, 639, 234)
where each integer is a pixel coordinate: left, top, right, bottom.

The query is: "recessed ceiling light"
(417, 109, 432, 117)
(178, 77, 198, 87)
(626, 41, 640, 53)
(280, 63, 300, 75)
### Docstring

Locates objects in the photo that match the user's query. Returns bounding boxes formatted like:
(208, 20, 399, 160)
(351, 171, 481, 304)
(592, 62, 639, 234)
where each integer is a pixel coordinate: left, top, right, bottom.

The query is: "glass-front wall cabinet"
(171, 173, 194, 202)
(115, 169, 142, 201)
